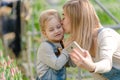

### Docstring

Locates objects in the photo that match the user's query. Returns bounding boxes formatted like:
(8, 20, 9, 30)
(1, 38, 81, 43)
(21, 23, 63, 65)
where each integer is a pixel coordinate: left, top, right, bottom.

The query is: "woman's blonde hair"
(39, 9, 61, 41)
(63, 0, 100, 56)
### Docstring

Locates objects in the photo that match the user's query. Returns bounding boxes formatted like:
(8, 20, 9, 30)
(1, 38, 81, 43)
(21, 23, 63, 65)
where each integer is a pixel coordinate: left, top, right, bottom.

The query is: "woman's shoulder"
(98, 28, 119, 38)
(97, 28, 120, 45)
(98, 27, 114, 33)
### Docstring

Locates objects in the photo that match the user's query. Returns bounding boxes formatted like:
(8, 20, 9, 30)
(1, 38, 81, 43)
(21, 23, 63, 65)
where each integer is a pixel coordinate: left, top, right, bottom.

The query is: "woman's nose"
(61, 20, 63, 25)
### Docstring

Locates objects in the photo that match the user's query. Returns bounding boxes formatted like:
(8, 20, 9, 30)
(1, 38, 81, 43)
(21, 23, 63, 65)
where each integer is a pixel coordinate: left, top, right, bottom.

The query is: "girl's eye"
(57, 25, 61, 29)
(49, 29, 54, 32)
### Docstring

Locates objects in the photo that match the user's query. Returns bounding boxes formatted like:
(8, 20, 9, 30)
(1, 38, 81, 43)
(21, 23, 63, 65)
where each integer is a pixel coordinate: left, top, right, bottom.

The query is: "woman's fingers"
(70, 48, 95, 71)
(70, 48, 85, 66)
(73, 48, 85, 59)
(70, 53, 82, 67)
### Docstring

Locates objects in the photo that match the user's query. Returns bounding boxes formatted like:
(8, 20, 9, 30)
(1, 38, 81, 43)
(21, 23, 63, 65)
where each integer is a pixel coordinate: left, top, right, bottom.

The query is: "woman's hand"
(70, 48, 96, 72)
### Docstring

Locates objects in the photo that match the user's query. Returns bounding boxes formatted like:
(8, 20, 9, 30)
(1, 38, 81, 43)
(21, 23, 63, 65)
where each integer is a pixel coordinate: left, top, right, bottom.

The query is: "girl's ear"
(42, 31, 47, 37)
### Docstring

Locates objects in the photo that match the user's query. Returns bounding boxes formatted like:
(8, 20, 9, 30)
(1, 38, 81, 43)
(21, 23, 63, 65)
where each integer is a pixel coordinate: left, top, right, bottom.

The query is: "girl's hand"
(70, 48, 96, 72)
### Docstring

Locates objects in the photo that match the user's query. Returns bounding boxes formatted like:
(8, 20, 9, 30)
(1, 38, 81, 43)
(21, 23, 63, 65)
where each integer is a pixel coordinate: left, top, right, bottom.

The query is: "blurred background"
(0, 0, 120, 80)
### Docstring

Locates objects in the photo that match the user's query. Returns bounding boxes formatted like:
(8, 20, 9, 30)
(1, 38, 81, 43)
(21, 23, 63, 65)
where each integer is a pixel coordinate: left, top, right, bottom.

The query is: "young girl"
(36, 9, 69, 80)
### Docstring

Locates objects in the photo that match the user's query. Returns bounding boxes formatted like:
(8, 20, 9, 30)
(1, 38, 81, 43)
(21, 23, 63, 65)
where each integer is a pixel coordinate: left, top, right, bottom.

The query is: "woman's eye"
(62, 18, 65, 20)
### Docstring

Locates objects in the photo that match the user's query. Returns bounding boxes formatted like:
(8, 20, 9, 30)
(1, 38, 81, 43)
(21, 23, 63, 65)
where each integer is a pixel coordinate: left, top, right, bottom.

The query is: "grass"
(66, 67, 93, 80)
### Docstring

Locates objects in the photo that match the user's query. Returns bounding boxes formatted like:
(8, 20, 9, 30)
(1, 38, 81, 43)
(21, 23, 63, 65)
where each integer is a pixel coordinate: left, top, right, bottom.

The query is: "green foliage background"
(91, 0, 120, 25)
(29, 0, 120, 33)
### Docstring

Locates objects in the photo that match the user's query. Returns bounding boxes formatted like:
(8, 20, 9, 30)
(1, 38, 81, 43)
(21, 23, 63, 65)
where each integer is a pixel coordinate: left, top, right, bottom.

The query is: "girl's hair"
(39, 9, 61, 41)
(63, 0, 100, 56)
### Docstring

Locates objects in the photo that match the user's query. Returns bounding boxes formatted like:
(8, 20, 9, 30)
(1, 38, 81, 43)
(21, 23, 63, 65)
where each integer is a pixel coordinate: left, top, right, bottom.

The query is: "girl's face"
(44, 18, 64, 42)
(62, 9, 71, 34)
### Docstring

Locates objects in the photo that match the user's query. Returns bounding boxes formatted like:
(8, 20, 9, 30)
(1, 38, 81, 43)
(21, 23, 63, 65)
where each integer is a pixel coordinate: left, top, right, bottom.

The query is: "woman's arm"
(94, 29, 117, 73)
(70, 29, 117, 73)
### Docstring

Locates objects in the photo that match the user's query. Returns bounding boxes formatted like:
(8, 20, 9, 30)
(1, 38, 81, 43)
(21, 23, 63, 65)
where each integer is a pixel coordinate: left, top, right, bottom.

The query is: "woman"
(62, 0, 120, 80)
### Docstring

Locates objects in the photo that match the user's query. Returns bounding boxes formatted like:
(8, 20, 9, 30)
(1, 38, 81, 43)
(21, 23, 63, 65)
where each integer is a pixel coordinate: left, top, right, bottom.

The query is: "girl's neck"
(47, 40, 61, 43)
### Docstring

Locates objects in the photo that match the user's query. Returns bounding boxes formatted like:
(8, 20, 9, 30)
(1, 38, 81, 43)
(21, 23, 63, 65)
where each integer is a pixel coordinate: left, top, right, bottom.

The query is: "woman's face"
(62, 9, 71, 34)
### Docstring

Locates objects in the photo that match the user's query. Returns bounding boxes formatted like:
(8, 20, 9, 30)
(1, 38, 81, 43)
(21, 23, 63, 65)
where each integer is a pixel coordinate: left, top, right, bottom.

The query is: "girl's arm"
(37, 42, 69, 70)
